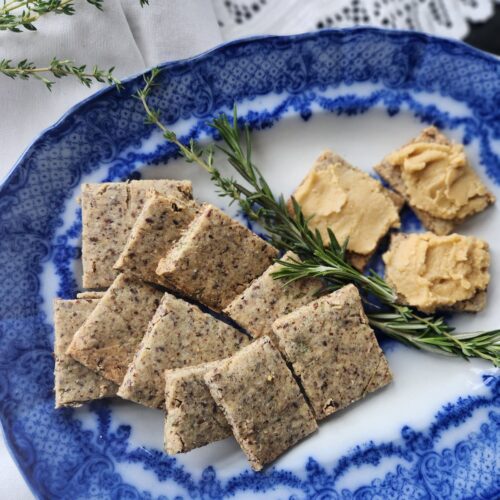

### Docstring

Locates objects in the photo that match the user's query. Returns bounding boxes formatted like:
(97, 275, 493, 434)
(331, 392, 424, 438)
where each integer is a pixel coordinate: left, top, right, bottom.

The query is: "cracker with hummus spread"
(82, 180, 193, 289)
(156, 205, 278, 312)
(374, 127, 495, 235)
(54, 299, 117, 408)
(272, 284, 392, 420)
(383, 232, 490, 313)
(204, 336, 317, 471)
(224, 252, 322, 339)
(114, 193, 199, 287)
(67, 273, 163, 384)
(290, 151, 401, 270)
(164, 361, 232, 455)
(118, 292, 250, 408)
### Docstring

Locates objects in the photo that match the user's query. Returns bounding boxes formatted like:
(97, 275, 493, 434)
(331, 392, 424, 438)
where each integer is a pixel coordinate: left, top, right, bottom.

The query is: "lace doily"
(213, 0, 499, 41)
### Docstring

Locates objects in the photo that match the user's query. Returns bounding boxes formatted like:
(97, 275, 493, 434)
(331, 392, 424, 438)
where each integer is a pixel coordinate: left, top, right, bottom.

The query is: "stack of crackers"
(54, 126, 494, 471)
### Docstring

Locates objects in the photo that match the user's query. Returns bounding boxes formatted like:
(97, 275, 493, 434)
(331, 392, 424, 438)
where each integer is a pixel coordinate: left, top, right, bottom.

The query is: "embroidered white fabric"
(213, 0, 499, 41)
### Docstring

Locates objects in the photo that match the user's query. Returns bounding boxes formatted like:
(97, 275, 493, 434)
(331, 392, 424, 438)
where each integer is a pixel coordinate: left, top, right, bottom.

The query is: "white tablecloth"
(0, 0, 498, 497)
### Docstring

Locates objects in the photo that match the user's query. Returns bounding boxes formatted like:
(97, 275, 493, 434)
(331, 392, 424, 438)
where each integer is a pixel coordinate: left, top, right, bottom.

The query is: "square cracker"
(82, 180, 192, 288)
(76, 291, 106, 299)
(156, 204, 278, 312)
(67, 273, 163, 384)
(204, 336, 317, 471)
(224, 252, 322, 339)
(374, 126, 495, 235)
(385, 233, 487, 313)
(54, 299, 117, 408)
(164, 361, 232, 455)
(272, 284, 392, 420)
(118, 292, 250, 408)
(114, 193, 199, 287)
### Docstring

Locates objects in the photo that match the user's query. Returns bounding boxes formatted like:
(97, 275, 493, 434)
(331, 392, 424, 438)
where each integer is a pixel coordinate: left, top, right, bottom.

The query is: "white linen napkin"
(0, 0, 222, 181)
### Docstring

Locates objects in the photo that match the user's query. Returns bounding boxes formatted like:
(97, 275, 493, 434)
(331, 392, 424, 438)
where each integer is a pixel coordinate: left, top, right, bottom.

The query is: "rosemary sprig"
(137, 68, 248, 205)
(0, 0, 102, 32)
(139, 70, 387, 304)
(369, 310, 500, 361)
(137, 68, 500, 366)
(0, 57, 122, 90)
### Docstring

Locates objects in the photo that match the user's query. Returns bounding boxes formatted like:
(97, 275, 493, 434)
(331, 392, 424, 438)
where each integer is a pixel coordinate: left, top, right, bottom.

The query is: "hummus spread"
(294, 161, 400, 255)
(383, 232, 490, 313)
(387, 142, 491, 220)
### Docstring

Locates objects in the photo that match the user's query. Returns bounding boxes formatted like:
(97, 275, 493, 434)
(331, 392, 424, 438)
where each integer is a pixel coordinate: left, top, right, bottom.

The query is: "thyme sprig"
(138, 68, 500, 366)
(0, 0, 102, 32)
(0, 57, 121, 90)
(0, 0, 149, 88)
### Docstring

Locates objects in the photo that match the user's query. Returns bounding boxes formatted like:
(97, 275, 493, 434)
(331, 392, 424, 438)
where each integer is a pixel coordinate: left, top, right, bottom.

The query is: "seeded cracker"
(118, 292, 250, 408)
(224, 252, 322, 339)
(374, 127, 495, 235)
(383, 232, 490, 313)
(156, 205, 278, 312)
(164, 361, 232, 454)
(289, 151, 401, 271)
(82, 180, 192, 288)
(76, 291, 106, 299)
(272, 284, 392, 420)
(114, 193, 199, 287)
(205, 336, 317, 471)
(67, 274, 163, 384)
(54, 299, 117, 408)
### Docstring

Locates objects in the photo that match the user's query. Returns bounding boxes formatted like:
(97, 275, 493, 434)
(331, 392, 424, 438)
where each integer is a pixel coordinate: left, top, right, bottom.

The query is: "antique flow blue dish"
(0, 27, 499, 499)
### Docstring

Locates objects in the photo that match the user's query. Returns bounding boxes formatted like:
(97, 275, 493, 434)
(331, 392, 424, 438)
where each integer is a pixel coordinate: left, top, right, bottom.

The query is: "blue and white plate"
(1, 28, 499, 499)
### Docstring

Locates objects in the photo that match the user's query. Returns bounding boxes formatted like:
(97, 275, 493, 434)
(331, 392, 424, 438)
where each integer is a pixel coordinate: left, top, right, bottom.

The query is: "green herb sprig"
(138, 68, 500, 366)
(0, 0, 150, 89)
(0, 57, 121, 90)
(0, 0, 102, 32)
